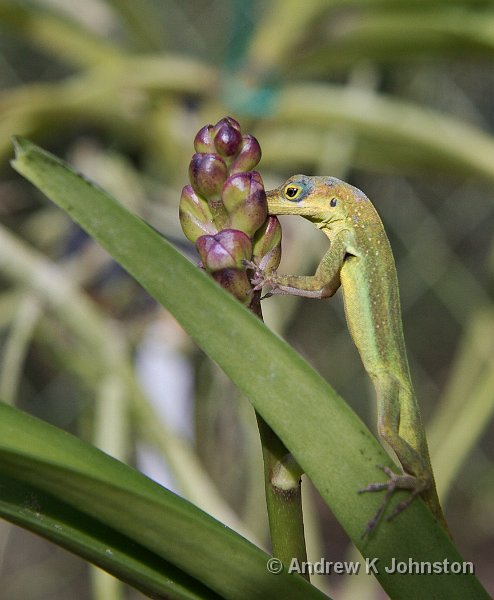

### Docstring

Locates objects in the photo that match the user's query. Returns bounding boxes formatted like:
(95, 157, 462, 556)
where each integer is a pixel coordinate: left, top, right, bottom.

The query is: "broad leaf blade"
(0, 403, 326, 600)
(0, 474, 219, 600)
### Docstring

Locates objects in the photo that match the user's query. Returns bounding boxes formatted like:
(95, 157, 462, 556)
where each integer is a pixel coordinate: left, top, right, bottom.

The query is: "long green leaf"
(0, 473, 218, 600)
(10, 138, 489, 599)
(0, 402, 324, 600)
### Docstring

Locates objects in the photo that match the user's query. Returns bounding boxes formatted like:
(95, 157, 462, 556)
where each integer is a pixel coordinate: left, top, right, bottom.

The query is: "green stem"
(253, 296, 308, 577)
(256, 414, 308, 578)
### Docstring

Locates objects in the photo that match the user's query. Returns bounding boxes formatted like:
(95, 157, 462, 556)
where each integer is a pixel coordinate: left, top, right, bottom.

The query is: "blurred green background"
(1, 0, 493, 598)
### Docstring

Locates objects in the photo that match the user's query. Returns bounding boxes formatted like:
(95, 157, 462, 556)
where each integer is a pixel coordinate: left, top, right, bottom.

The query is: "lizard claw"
(242, 259, 257, 271)
(358, 465, 429, 537)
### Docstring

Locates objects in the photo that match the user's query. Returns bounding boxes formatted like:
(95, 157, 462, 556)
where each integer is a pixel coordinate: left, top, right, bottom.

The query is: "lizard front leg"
(246, 233, 349, 299)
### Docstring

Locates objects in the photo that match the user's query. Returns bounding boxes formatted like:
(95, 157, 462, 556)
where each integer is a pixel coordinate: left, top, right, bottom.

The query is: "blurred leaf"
(0, 293, 40, 405)
(429, 308, 494, 498)
(0, 55, 215, 160)
(291, 7, 494, 75)
(102, 0, 165, 51)
(274, 84, 494, 183)
(0, 0, 121, 67)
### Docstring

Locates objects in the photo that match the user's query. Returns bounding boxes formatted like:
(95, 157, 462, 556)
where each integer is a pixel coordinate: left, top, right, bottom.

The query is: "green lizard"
(248, 174, 448, 534)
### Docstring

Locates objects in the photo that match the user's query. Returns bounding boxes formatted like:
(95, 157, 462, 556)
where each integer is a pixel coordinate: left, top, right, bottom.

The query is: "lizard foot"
(358, 465, 429, 537)
(242, 259, 278, 296)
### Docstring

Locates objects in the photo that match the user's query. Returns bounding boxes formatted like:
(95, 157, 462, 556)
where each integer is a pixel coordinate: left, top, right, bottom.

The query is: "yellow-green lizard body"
(250, 174, 448, 533)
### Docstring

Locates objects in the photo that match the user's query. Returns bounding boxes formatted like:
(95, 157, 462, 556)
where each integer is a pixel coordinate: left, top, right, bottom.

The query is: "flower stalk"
(179, 117, 308, 575)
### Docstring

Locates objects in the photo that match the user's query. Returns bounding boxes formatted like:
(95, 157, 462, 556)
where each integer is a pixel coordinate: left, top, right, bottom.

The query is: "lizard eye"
(284, 184, 303, 201)
(330, 197, 338, 207)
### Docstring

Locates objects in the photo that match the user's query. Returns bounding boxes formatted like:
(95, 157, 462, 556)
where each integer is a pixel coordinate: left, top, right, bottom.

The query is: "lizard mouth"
(265, 189, 299, 215)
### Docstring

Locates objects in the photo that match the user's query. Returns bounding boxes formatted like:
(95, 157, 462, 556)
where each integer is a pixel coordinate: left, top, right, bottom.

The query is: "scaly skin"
(250, 174, 448, 534)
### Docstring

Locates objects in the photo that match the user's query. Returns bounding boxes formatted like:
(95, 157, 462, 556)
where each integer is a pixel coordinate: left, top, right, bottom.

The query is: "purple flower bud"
(212, 269, 252, 303)
(222, 171, 267, 236)
(182, 118, 273, 303)
(213, 117, 243, 158)
(196, 229, 252, 272)
(215, 116, 241, 132)
(189, 153, 227, 200)
(229, 134, 262, 174)
(179, 185, 217, 242)
(194, 125, 215, 153)
(252, 216, 282, 271)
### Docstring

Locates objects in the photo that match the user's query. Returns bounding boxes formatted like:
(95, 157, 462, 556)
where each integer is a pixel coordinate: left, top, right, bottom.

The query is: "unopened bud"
(196, 229, 252, 272)
(214, 116, 241, 134)
(213, 117, 242, 158)
(194, 125, 215, 153)
(212, 269, 252, 304)
(222, 171, 267, 236)
(230, 135, 262, 174)
(189, 153, 229, 227)
(252, 216, 282, 271)
(189, 153, 227, 200)
(179, 185, 217, 242)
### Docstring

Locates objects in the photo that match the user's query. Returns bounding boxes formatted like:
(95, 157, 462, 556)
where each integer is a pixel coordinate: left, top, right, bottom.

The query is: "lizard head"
(266, 174, 362, 228)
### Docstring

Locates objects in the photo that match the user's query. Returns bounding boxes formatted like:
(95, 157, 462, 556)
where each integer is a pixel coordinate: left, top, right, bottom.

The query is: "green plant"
(2, 135, 487, 599)
(1, 2, 494, 598)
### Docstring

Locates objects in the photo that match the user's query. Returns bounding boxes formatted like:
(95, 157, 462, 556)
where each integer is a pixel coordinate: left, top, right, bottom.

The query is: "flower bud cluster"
(179, 117, 281, 304)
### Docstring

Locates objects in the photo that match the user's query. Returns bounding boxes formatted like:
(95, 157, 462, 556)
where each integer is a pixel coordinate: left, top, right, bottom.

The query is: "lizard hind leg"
(359, 373, 432, 535)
